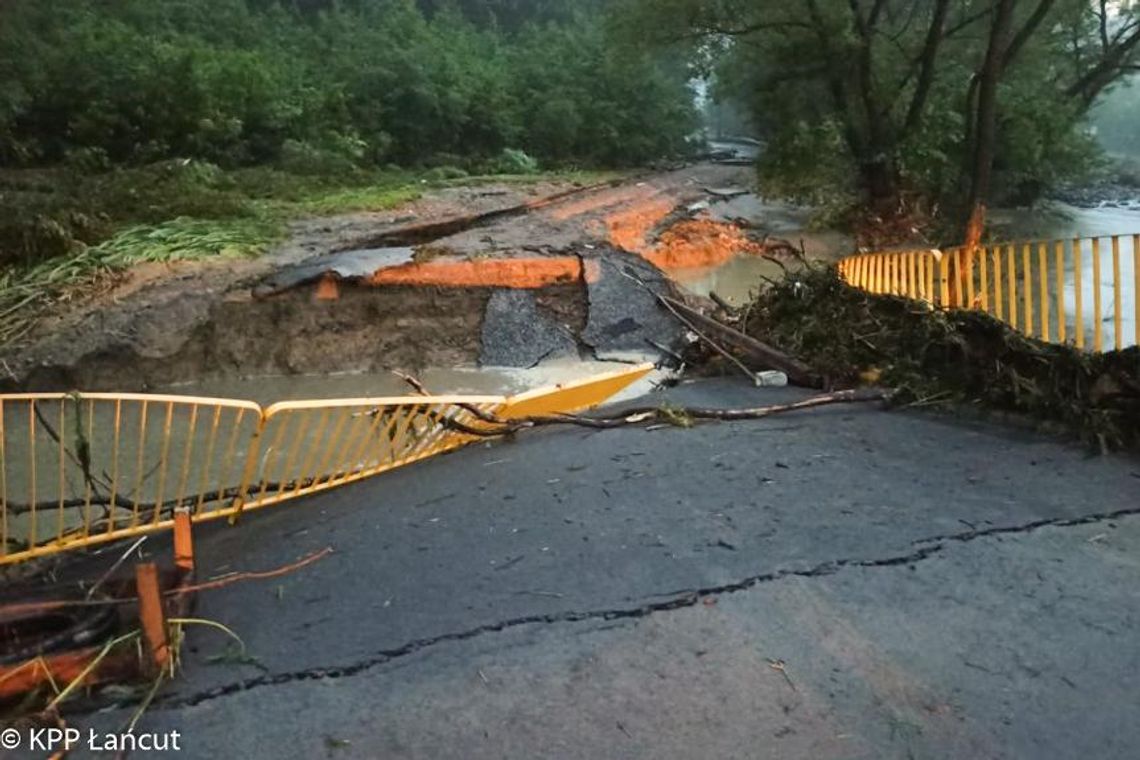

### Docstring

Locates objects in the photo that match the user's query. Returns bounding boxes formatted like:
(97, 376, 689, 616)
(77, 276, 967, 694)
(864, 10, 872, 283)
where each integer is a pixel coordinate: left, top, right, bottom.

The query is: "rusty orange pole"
(136, 562, 170, 674)
(173, 509, 194, 574)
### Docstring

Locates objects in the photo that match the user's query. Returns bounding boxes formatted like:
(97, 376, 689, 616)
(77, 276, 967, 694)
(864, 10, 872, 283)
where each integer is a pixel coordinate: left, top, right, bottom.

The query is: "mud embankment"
(18, 286, 499, 391)
(5, 246, 684, 393)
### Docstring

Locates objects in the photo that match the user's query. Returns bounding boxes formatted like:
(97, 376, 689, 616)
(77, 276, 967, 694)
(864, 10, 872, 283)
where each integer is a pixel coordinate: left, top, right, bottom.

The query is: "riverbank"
(1053, 155, 1140, 209)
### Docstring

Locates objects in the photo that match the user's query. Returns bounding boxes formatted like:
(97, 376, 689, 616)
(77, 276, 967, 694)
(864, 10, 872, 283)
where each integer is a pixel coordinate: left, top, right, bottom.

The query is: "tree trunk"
(859, 155, 899, 201)
(961, 0, 1056, 256)
(956, 0, 1016, 306)
(963, 0, 1014, 246)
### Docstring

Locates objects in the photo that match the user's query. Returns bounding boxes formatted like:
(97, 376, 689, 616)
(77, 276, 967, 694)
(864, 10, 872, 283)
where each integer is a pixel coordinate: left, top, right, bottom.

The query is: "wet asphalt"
(29, 379, 1140, 759)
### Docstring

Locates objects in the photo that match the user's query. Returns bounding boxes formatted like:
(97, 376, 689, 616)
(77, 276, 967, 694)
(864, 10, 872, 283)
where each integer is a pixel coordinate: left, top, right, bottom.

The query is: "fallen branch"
(0, 548, 334, 619)
(708, 292, 737, 314)
(653, 290, 762, 384)
(644, 337, 685, 365)
(4, 469, 372, 517)
(392, 370, 431, 396)
(439, 388, 887, 437)
(31, 398, 110, 495)
(660, 295, 822, 388)
(603, 262, 760, 385)
(175, 548, 333, 595)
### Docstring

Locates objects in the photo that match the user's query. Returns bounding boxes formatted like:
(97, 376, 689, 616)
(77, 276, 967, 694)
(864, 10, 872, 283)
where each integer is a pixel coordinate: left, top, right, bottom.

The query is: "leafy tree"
(0, 0, 696, 170)
(621, 0, 1140, 238)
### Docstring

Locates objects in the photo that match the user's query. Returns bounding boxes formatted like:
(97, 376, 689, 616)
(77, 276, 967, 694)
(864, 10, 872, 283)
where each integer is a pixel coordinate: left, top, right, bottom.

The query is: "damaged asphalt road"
(2, 163, 750, 391)
(49, 379, 1140, 760)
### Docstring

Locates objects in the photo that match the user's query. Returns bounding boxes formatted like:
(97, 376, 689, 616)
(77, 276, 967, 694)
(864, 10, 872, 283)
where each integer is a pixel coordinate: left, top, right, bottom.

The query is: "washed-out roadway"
(37, 379, 1140, 760)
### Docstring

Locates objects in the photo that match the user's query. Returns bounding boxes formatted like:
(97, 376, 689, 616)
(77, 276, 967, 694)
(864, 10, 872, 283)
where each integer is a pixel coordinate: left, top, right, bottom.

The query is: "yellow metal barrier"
(234, 396, 504, 518)
(0, 365, 652, 565)
(0, 393, 262, 564)
(839, 233, 1140, 352)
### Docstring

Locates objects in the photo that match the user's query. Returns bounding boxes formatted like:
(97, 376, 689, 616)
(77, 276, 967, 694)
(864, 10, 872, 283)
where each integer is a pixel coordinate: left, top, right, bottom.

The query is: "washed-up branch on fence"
(397, 370, 884, 434)
(30, 396, 112, 494)
(440, 388, 888, 437)
(4, 473, 357, 519)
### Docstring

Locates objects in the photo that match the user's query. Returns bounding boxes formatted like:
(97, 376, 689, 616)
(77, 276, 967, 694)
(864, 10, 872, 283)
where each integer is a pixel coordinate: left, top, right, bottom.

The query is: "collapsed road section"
(0, 163, 831, 395)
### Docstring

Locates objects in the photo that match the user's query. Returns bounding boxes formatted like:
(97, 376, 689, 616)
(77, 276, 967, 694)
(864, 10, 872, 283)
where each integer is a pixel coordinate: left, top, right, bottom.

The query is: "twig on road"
(767, 658, 796, 690)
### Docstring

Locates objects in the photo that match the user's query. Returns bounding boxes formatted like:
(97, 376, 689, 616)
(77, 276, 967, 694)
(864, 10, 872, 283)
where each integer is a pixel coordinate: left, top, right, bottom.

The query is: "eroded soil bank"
(0, 163, 849, 395)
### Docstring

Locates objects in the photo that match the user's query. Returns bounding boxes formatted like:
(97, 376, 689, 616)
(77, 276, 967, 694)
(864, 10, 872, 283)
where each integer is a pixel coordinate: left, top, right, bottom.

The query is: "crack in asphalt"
(912, 504, 1140, 547)
(150, 504, 1140, 711)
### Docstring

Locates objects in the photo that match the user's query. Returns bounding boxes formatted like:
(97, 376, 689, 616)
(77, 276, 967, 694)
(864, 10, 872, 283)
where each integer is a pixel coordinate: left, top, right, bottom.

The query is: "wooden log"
(659, 296, 822, 388)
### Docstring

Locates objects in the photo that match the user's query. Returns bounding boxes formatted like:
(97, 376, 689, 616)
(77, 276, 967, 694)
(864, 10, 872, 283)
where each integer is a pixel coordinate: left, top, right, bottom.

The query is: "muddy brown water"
(0, 356, 667, 556)
(155, 356, 664, 405)
(679, 194, 852, 304)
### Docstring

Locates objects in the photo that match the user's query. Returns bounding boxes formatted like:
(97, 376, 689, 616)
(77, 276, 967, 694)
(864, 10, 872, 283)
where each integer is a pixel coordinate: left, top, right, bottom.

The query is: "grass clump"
(743, 265, 1140, 451)
(294, 185, 423, 216)
(0, 216, 279, 344)
(0, 162, 414, 345)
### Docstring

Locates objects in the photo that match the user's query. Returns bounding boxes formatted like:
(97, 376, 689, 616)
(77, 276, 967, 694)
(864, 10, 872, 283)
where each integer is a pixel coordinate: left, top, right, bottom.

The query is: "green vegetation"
(0, 161, 410, 344)
(625, 0, 1140, 238)
(0, 216, 275, 344)
(0, 0, 695, 172)
(0, 159, 616, 344)
(0, 0, 695, 343)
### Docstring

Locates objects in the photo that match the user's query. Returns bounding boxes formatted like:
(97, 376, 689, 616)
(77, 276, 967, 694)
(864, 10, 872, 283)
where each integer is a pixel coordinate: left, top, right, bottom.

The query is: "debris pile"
(737, 265, 1140, 450)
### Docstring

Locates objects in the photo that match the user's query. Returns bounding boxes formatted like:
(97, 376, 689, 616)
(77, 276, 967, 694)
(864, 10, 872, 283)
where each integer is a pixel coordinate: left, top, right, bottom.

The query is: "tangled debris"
(0, 547, 332, 723)
(438, 388, 887, 437)
(737, 265, 1140, 451)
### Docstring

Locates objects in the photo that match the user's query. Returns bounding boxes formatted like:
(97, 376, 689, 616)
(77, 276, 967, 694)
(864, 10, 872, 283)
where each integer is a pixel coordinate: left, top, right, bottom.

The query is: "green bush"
(423, 165, 471, 181)
(0, 0, 697, 278)
(489, 148, 540, 174)
(0, 0, 695, 173)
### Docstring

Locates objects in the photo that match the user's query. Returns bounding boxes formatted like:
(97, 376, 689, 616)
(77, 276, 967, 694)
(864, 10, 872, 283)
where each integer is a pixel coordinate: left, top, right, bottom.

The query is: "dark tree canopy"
(0, 0, 696, 169)
(621, 0, 1140, 215)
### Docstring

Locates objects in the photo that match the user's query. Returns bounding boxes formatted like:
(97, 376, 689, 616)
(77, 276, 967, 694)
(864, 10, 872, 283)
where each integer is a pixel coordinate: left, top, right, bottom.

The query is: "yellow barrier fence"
(0, 393, 262, 564)
(838, 234, 1140, 352)
(0, 365, 651, 565)
(235, 396, 504, 518)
